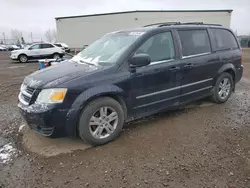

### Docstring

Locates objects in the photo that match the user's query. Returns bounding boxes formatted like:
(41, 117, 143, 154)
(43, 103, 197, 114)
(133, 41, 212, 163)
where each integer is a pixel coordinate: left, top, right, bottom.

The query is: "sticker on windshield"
(129, 32, 145, 36)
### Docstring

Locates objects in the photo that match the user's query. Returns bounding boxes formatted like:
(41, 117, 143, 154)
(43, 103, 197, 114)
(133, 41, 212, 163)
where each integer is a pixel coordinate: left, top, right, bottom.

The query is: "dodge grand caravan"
(18, 23, 243, 146)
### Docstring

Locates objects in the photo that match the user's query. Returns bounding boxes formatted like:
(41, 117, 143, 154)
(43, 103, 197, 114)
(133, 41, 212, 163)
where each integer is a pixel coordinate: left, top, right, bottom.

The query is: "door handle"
(184, 63, 194, 69)
(169, 66, 180, 72)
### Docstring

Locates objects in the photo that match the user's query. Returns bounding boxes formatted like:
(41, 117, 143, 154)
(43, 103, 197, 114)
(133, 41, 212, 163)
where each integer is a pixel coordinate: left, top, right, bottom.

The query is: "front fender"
(65, 85, 126, 136)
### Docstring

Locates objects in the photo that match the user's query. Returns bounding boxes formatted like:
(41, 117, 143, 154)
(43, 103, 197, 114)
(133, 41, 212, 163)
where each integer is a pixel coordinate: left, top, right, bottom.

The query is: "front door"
(176, 29, 219, 103)
(27, 44, 42, 59)
(130, 31, 182, 117)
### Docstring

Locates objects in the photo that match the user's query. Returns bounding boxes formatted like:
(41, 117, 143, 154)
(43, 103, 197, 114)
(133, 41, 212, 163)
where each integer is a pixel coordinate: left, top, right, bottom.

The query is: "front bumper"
(10, 54, 18, 60)
(18, 102, 70, 137)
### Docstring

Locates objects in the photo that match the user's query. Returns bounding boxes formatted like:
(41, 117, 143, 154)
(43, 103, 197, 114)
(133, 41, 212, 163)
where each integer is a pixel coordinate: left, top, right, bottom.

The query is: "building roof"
(55, 10, 233, 20)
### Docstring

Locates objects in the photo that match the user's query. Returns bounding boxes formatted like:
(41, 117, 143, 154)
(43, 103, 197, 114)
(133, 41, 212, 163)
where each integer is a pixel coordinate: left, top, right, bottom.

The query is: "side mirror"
(129, 54, 151, 69)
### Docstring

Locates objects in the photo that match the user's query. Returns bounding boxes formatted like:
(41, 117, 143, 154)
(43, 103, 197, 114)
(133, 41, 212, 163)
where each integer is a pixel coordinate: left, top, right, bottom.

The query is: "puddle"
(21, 125, 90, 157)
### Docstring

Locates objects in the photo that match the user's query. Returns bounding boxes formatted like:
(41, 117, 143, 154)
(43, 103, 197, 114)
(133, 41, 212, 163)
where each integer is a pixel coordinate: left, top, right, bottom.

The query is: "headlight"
(36, 88, 67, 104)
(11, 51, 18, 54)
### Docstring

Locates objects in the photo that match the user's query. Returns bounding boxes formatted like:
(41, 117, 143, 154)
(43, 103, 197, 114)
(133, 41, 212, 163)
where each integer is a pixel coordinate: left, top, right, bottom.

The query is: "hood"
(24, 60, 103, 88)
(12, 49, 24, 53)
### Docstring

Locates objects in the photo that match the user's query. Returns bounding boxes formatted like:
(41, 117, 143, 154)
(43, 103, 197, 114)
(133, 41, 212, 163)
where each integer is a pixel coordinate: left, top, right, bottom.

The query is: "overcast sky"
(0, 0, 249, 42)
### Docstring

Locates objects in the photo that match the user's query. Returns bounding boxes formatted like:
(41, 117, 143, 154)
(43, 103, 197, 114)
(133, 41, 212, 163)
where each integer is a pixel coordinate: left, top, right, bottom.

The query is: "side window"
(41, 44, 54, 49)
(136, 32, 175, 62)
(30, 44, 40, 50)
(212, 29, 238, 50)
(178, 30, 211, 57)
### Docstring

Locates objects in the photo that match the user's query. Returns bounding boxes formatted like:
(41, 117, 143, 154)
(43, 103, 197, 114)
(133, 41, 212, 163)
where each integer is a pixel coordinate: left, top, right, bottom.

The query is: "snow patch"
(18, 102, 49, 113)
(0, 143, 17, 164)
(28, 79, 41, 88)
(19, 124, 26, 132)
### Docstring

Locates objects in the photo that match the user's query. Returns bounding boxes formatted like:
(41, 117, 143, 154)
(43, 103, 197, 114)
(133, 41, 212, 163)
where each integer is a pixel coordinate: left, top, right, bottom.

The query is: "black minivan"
(18, 23, 243, 146)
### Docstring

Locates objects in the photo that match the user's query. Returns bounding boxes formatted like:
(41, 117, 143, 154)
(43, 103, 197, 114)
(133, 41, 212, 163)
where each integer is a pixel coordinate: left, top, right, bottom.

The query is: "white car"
(0, 45, 7, 51)
(54, 42, 70, 53)
(10, 43, 65, 63)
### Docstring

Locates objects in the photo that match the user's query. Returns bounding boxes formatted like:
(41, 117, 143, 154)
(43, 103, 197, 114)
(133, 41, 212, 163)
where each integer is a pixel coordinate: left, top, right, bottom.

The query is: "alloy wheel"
(20, 55, 27, 63)
(89, 106, 118, 139)
(218, 78, 231, 100)
(53, 54, 60, 59)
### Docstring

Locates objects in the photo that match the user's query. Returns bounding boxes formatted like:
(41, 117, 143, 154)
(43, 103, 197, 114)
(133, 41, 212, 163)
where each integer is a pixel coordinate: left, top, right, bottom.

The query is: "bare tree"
(44, 29, 57, 43)
(11, 29, 22, 44)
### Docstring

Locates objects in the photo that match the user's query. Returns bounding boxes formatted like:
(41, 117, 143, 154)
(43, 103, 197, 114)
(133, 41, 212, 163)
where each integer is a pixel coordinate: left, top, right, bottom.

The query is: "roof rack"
(144, 22, 222, 27)
(181, 22, 222, 26)
(144, 22, 181, 27)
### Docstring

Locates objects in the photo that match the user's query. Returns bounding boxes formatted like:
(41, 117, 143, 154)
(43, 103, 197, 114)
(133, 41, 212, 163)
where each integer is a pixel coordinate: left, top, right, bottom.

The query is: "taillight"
(240, 49, 243, 64)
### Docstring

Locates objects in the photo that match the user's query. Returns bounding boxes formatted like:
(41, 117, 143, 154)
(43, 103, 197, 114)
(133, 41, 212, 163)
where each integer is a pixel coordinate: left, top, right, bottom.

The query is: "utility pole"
(30, 32, 33, 43)
(2, 32, 6, 45)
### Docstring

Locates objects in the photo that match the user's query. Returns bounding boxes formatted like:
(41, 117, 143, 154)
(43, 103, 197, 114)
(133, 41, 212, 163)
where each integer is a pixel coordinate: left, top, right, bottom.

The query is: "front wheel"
(78, 97, 124, 146)
(211, 72, 233, 103)
(18, 54, 28, 63)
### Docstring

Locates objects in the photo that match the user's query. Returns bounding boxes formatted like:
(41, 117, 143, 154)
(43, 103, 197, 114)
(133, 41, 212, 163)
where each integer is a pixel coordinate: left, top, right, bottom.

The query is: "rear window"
(212, 29, 238, 51)
(178, 29, 211, 57)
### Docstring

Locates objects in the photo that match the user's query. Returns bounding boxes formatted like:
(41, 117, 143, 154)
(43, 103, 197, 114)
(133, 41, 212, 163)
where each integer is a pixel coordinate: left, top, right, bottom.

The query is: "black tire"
(18, 54, 28, 63)
(53, 53, 60, 59)
(211, 72, 233, 103)
(78, 97, 124, 146)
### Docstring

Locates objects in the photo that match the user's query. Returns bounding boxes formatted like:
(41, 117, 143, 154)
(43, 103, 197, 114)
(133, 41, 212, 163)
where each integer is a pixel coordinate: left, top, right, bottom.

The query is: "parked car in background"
(10, 43, 65, 63)
(54, 42, 70, 53)
(18, 23, 243, 146)
(0, 45, 7, 51)
(7, 45, 20, 51)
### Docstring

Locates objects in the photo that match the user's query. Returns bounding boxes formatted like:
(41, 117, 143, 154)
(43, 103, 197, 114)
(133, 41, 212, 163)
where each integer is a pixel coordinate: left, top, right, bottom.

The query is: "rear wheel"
(18, 54, 28, 63)
(211, 72, 233, 103)
(53, 53, 60, 59)
(78, 97, 124, 146)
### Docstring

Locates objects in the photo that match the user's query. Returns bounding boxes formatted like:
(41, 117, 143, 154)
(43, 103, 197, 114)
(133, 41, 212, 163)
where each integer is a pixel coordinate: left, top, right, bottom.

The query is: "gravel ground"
(0, 50, 250, 188)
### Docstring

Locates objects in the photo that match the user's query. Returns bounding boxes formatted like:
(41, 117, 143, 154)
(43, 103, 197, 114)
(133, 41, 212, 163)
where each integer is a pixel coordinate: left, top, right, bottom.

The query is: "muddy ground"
(0, 50, 250, 188)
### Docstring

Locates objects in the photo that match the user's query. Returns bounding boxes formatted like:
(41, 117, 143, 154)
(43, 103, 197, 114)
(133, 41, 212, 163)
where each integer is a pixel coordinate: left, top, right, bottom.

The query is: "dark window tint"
(136, 32, 175, 62)
(212, 29, 238, 50)
(41, 44, 54, 49)
(178, 30, 211, 57)
(54, 44, 62, 47)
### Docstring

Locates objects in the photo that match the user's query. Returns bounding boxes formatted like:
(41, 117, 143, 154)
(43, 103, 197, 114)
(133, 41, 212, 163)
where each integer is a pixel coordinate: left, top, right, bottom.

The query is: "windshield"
(72, 31, 144, 66)
(54, 44, 62, 47)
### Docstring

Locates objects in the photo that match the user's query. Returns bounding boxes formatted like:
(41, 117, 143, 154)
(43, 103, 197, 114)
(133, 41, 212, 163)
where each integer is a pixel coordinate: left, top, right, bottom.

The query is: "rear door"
(40, 43, 55, 58)
(130, 31, 182, 116)
(177, 29, 220, 103)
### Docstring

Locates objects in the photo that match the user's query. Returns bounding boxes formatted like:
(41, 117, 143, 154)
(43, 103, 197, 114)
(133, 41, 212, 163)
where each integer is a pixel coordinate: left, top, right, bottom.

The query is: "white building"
(55, 10, 232, 49)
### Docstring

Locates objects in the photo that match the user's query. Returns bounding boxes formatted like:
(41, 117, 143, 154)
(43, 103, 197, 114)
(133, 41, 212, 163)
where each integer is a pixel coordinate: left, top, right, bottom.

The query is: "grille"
(26, 86, 35, 95)
(18, 84, 35, 105)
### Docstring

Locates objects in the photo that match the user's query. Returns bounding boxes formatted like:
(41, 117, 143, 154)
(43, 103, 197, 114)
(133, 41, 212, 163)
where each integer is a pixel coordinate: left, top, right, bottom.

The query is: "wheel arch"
(18, 53, 28, 58)
(217, 64, 236, 90)
(80, 93, 128, 120)
(65, 85, 128, 136)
